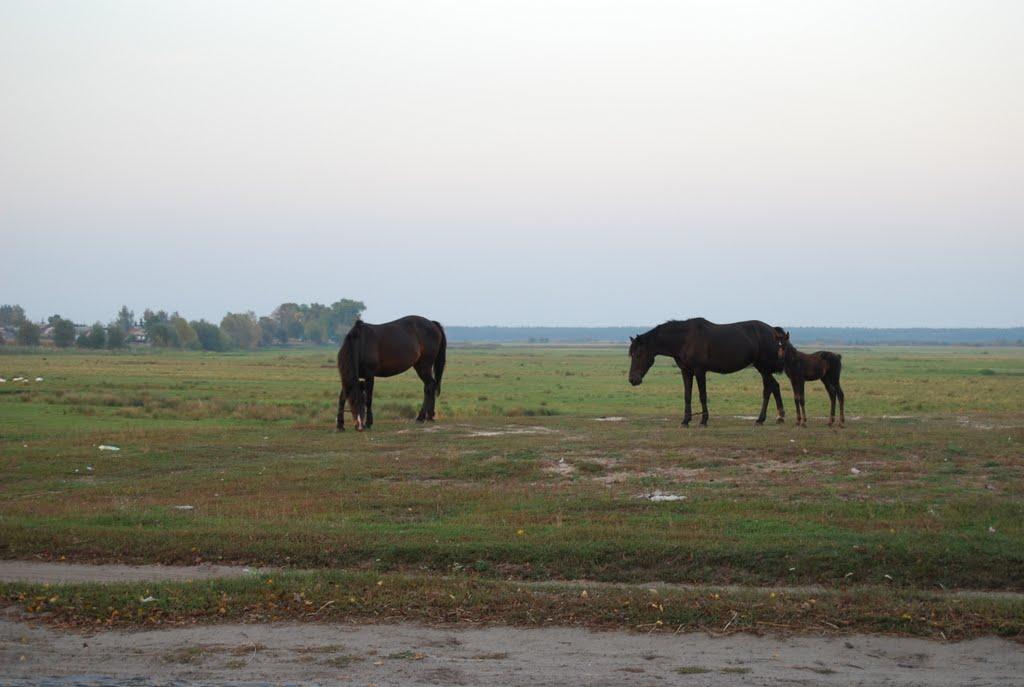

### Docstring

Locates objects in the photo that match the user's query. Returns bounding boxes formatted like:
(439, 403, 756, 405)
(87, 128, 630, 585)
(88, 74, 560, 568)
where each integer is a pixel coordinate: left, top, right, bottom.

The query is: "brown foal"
(773, 329, 845, 427)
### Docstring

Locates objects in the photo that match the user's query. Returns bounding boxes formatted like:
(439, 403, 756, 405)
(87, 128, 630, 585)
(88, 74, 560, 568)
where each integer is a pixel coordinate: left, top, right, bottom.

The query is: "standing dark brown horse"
(628, 318, 785, 426)
(337, 316, 446, 431)
(773, 329, 845, 427)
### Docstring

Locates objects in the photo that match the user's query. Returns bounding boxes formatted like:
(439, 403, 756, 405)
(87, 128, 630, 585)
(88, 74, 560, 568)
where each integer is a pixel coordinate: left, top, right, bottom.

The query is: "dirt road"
(2, 617, 1023, 686)
(0, 560, 264, 585)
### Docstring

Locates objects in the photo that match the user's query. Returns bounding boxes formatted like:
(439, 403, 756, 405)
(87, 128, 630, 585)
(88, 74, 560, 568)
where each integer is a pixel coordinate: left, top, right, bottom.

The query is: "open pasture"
(1, 345, 1023, 636)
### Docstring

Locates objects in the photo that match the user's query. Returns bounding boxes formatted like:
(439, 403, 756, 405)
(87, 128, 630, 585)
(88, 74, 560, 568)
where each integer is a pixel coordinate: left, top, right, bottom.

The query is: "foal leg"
(823, 380, 836, 427)
(695, 369, 710, 426)
(336, 387, 346, 432)
(681, 369, 694, 426)
(414, 362, 436, 422)
(364, 377, 375, 428)
(790, 378, 806, 427)
(788, 377, 800, 426)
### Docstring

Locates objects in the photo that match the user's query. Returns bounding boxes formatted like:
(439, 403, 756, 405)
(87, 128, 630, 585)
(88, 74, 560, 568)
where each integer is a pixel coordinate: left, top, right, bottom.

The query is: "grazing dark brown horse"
(773, 329, 845, 427)
(628, 318, 785, 426)
(337, 316, 446, 431)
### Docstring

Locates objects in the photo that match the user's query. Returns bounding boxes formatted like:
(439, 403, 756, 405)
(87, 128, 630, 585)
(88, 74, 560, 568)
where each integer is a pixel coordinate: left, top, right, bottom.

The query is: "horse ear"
(629, 336, 635, 342)
(784, 331, 790, 341)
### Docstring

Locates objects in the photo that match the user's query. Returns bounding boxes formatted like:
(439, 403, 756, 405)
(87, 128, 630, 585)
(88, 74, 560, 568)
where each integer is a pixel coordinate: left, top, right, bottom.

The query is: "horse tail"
(341, 322, 364, 410)
(432, 320, 446, 397)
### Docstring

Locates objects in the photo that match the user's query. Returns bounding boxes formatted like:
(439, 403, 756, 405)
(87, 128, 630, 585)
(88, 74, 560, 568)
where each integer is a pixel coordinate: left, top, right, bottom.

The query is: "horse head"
(628, 334, 656, 386)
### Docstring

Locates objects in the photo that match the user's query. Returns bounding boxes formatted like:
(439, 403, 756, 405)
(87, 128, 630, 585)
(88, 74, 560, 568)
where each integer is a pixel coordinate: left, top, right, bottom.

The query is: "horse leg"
(755, 370, 772, 425)
(336, 387, 346, 432)
(835, 381, 846, 427)
(771, 375, 785, 423)
(364, 377, 375, 428)
(681, 369, 693, 426)
(414, 362, 436, 422)
(696, 369, 709, 426)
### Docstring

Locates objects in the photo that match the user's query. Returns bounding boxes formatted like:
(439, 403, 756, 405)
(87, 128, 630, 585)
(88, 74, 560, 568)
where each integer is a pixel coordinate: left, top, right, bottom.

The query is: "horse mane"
(649, 318, 701, 337)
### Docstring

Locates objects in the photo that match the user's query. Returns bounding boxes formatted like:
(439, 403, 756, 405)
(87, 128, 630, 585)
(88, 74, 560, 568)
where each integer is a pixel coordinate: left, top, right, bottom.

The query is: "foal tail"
(432, 320, 446, 397)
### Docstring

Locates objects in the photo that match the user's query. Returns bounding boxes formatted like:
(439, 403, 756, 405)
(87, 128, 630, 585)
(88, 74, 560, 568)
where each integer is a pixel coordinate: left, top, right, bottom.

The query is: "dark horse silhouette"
(628, 318, 785, 426)
(336, 316, 446, 431)
(773, 329, 845, 427)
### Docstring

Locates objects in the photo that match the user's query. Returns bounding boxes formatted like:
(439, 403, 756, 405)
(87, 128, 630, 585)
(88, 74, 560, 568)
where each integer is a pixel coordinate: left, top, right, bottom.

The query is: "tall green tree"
(221, 311, 261, 349)
(116, 306, 134, 333)
(192, 320, 228, 351)
(258, 316, 281, 346)
(147, 321, 180, 348)
(171, 315, 199, 350)
(77, 323, 107, 349)
(16, 320, 41, 346)
(106, 325, 127, 349)
(1, 305, 26, 326)
(52, 318, 76, 348)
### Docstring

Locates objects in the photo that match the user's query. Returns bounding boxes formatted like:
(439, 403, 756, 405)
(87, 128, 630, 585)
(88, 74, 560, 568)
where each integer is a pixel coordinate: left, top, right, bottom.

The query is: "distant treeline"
(0, 301, 365, 350)
(446, 326, 1024, 346)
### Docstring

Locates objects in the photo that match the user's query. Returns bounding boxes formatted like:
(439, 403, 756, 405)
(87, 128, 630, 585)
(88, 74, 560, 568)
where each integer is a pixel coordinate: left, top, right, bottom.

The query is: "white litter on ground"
(140, 596, 157, 603)
(174, 505, 195, 511)
(850, 467, 861, 474)
(34, 377, 43, 382)
(595, 416, 625, 422)
(97, 445, 120, 451)
(635, 490, 686, 502)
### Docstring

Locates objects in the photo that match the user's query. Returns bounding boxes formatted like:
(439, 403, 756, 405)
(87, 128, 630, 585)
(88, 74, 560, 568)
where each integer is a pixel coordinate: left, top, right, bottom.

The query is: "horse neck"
(649, 327, 685, 356)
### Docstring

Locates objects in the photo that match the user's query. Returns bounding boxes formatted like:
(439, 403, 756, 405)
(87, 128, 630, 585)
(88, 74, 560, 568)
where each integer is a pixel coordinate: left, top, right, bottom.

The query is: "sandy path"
(2, 617, 1022, 686)
(0, 561, 264, 584)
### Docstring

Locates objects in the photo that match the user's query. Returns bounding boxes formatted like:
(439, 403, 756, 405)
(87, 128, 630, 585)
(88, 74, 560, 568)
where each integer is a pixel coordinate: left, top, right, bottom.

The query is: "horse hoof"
(336, 427, 345, 433)
(755, 419, 765, 426)
(776, 417, 785, 424)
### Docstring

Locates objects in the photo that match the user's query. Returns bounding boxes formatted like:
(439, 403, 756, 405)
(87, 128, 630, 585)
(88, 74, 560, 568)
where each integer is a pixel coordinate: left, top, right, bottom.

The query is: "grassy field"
(1, 345, 1023, 636)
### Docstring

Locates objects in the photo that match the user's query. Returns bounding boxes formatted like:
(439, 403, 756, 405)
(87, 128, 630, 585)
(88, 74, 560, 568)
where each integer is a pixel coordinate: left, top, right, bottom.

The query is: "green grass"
(1, 346, 1023, 616)
(4, 569, 1022, 639)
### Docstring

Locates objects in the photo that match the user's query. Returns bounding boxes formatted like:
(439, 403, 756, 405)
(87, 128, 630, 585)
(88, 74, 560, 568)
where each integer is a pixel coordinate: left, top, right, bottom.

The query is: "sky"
(2, 1, 1022, 327)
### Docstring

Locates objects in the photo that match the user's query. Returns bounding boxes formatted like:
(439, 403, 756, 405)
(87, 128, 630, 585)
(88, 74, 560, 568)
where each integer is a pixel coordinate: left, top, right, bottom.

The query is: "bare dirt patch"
(2, 619, 1023, 687)
(0, 561, 264, 585)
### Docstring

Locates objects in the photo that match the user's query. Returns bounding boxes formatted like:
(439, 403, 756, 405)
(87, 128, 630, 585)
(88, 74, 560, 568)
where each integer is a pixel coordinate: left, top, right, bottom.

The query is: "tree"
(258, 316, 281, 346)
(329, 299, 366, 334)
(106, 325, 127, 349)
(115, 306, 134, 333)
(52, 318, 76, 348)
(147, 321, 180, 348)
(272, 303, 305, 340)
(1, 305, 26, 327)
(16, 320, 41, 346)
(221, 311, 261, 349)
(192, 320, 228, 351)
(171, 316, 199, 350)
(77, 323, 106, 349)
(304, 320, 325, 345)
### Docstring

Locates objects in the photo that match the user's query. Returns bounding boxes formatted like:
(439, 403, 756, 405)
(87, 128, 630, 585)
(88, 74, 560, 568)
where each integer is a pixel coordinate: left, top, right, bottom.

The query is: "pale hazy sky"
(2, 1, 1022, 327)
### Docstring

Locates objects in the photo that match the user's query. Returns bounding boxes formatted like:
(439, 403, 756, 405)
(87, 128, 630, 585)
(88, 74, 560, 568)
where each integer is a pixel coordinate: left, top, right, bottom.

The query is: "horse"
(628, 318, 785, 426)
(336, 316, 446, 431)
(772, 329, 845, 427)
